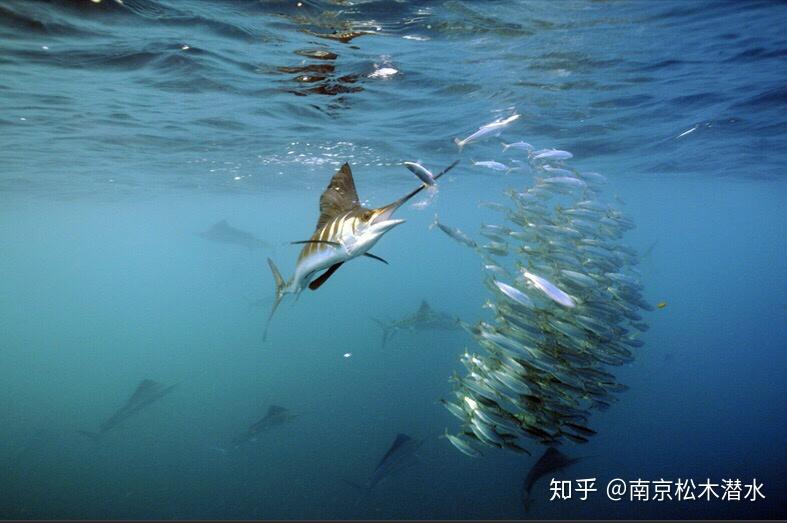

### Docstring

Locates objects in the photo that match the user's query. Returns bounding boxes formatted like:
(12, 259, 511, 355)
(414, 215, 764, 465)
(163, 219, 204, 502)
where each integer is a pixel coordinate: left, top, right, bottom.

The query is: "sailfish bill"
(263, 160, 460, 340)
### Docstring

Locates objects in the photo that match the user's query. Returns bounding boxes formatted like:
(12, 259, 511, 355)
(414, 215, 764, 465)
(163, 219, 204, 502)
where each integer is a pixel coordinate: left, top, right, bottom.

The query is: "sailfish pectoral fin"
(308, 262, 344, 291)
(363, 252, 388, 264)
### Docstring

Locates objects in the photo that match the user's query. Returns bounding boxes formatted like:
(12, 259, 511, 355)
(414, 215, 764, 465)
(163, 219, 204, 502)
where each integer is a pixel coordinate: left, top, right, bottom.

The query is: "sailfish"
(264, 160, 460, 339)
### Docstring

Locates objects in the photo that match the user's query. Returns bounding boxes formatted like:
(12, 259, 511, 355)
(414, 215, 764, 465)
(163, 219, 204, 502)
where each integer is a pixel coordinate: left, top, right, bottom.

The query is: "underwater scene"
(1, 0, 785, 520)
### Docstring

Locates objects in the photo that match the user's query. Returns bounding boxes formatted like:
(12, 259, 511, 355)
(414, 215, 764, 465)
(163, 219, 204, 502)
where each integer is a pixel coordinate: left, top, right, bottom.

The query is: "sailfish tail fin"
(370, 318, 392, 349)
(264, 258, 288, 341)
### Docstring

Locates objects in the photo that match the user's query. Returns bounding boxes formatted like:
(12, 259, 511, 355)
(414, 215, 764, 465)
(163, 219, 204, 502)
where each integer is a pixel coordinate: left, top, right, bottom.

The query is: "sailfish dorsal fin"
(375, 433, 412, 471)
(128, 379, 157, 404)
(417, 300, 432, 315)
(316, 163, 360, 231)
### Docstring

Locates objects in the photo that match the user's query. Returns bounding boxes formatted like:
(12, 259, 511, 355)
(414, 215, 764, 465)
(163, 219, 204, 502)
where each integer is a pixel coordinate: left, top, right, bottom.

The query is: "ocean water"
(1, 0, 786, 520)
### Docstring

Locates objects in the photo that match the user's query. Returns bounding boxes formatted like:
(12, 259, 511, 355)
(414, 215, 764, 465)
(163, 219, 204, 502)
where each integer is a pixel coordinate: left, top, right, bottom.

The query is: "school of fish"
(435, 114, 649, 457)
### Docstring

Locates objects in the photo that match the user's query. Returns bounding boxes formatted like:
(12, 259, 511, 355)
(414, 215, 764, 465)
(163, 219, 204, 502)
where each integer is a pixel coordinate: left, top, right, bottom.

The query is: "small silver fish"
(560, 270, 596, 287)
(563, 207, 602, 219)
(429, 214, 477, 249)
(492, 280, 534, 308)
(542, 165, 573, 176)
(521, 269, 576, 308)
(482, 224, 511, 236)
(454, 114, 520, 151)
(473, 160, 510, 171)
(483, 242, 509, 255)
(532, 149, 573, 161)
(444, 429, 483, 458)
(484, 263, 508, 275)
(478, 201, 508, 211)
(578, 171, 608, 184)
(461, 394, 480, 412)
(470, 415, 504, 446)
(404, 161, 436, 186)
(542, 176, 587, 188)
(491, 369, 532, 395)
(440, 399, 468, 421)
(502, 141, 534, 152)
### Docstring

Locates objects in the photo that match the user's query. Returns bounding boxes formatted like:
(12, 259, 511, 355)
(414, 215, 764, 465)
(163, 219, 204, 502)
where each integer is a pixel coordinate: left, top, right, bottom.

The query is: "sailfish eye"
(362, 210, 373, 221)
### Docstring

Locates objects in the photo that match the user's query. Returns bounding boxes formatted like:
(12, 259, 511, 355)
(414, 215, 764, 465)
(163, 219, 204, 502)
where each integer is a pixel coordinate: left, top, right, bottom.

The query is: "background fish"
(343, 433, 425, 505)
(229, 405, 298, 449)
(522, 447, 584, 512)
(371, 300, 461, 348)
(78, 379, 176, 443)
(198, 220, 270, 250)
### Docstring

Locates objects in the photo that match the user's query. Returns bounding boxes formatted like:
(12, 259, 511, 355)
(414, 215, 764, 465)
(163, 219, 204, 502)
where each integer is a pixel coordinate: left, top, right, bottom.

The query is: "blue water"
(1, 0, 786, 519)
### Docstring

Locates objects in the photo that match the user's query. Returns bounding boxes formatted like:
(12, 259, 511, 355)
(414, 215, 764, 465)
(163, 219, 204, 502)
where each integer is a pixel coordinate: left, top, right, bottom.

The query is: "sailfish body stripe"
(295, 209, 362, 285)
(330, 213, 341, 239)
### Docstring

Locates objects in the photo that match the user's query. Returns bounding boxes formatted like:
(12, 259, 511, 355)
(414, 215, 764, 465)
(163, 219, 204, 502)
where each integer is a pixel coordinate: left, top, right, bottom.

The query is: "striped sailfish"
(264, 160, 459, 339)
